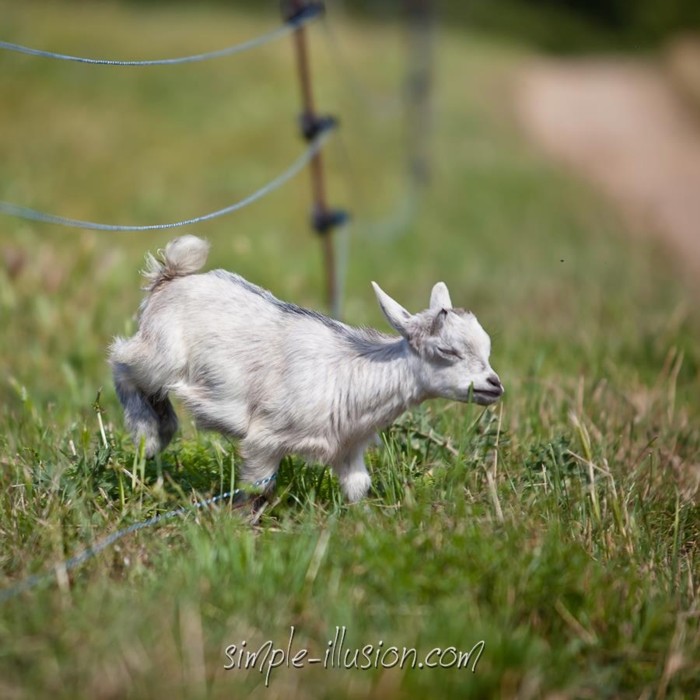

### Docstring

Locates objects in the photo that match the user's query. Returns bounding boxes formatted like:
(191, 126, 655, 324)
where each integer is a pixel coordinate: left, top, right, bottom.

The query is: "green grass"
(1, 1, 699, 698)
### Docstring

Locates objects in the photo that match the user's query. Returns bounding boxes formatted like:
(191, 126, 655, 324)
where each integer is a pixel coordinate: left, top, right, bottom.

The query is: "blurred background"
(136, 0, 700, 51)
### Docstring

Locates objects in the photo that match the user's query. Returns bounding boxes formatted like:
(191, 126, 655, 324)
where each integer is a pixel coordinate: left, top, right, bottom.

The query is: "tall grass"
(0, 1, 698, 698)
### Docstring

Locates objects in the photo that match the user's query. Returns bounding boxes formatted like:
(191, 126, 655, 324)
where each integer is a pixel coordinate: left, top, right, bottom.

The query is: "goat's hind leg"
(150, 392, 178, 452)
(112, 361, 178, 457)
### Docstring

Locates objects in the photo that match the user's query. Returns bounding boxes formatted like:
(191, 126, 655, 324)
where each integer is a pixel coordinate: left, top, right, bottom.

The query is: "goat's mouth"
(471, 388, 503, 405)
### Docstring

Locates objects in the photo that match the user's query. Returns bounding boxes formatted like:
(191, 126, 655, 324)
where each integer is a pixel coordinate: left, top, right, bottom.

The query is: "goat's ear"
(430, 282, 452, 311)
(372, 282, 412, 337)
(430, 308, 449, 336)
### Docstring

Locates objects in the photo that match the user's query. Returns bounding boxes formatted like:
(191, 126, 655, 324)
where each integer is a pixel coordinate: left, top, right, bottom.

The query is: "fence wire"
(0, 128, 333, 231)
(0, 5, 322, 66)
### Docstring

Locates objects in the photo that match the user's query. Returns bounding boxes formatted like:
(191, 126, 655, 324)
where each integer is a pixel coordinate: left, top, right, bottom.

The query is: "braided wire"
(0, 474, 276, 604)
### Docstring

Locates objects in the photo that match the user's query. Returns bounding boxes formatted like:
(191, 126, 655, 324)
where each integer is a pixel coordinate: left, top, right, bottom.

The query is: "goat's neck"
(346, 338, 424, 430)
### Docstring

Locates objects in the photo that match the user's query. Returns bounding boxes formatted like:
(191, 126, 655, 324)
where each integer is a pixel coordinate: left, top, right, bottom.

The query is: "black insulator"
(281, 1, 325, 25)
(299, 112, 338, 142)
(312, 207, 349, 235)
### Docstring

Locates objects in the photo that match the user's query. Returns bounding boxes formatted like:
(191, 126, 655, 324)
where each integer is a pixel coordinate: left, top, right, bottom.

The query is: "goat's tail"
(142, 235, 210, 291)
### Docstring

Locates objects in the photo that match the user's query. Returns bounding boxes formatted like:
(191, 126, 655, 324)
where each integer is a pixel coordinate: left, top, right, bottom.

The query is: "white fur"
(110, 235, 503, 502)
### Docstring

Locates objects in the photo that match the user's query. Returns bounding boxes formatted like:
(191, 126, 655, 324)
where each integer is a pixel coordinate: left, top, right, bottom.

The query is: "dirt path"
(515, 58, 700, 283)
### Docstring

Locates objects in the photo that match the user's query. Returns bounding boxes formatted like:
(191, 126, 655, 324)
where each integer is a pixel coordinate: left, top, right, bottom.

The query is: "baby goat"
(110, 235, 503, 502)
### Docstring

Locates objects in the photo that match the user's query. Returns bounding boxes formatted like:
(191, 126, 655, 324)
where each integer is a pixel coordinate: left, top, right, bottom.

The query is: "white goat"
(110, 235, 503, 502)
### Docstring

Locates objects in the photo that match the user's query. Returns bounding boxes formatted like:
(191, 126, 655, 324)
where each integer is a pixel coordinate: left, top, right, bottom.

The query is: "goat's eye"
(437, 346, 463, 360)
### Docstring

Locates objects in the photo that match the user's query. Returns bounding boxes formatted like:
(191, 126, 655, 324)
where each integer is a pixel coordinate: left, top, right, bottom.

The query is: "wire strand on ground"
(0, 473, 276, 604)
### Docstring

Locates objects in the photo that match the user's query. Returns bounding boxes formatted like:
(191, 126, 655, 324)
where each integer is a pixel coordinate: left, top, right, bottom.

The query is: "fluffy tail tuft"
(142, 235, 210, 291)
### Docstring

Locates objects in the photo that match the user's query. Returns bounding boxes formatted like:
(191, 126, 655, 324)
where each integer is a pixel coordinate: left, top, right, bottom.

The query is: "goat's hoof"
(230, 492, 268, 525)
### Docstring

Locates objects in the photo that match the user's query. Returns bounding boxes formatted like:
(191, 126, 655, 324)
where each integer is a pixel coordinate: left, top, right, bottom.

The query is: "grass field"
(1, 1, 699, 698)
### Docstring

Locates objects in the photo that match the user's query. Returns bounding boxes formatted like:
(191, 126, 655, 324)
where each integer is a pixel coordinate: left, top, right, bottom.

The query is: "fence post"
(282, 0, 347, 318)
(403, 0, 435, 187)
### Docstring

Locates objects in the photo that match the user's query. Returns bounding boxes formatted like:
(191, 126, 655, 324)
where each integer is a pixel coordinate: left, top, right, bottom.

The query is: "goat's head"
(372, 281, 504, 405)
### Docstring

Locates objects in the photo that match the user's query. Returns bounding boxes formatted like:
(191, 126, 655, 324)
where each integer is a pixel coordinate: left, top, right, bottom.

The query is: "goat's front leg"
(238, 437, 281, 496)
(333, 445, 372, 503)
(231, 438, 282, 522)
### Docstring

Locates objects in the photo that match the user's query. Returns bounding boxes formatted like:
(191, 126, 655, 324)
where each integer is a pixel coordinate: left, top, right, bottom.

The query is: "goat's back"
(138, 270, 351, 378)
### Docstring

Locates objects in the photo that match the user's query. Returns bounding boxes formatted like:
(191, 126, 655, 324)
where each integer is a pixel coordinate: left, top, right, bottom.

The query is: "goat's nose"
(487, 373, 504, 394)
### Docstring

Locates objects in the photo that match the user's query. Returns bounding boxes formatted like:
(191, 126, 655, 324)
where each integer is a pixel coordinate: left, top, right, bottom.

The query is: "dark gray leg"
(113, 362, 178, 457)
